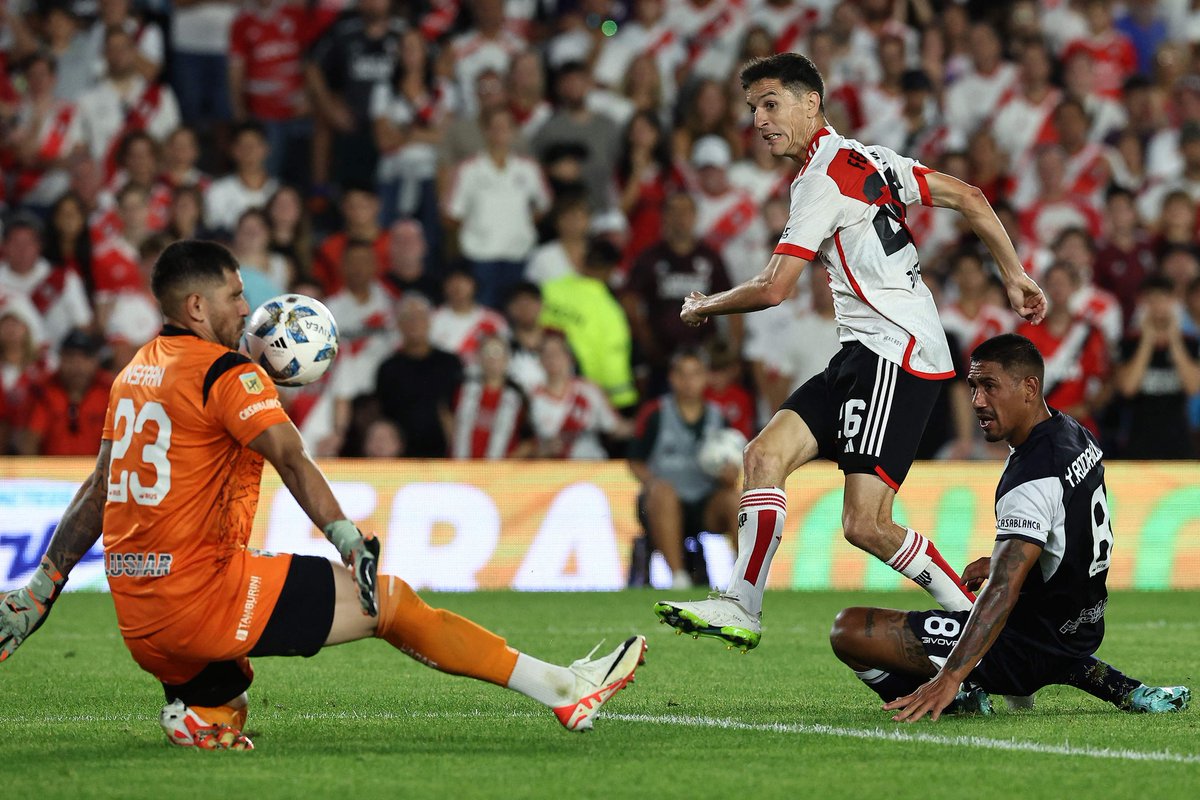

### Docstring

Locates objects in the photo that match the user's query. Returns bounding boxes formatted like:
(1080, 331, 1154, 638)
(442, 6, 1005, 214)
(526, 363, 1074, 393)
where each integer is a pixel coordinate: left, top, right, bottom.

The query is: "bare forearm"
(694, 280, 779, 319)
(1117, 344, 1154, 397)
(962, 199, 1025, 286)
(274, 455, 346, 530)
(46, 471, 106, 575)
(942, 547, 1026, 679)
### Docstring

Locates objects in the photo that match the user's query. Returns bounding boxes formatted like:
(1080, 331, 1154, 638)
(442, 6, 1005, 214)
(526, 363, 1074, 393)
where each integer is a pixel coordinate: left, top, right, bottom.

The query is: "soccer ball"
(241, 294, 339, 386)
(698, 427, 748, 477)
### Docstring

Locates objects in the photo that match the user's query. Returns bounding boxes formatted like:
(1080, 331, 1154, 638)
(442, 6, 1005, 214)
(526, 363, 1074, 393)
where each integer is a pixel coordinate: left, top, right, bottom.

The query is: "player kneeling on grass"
(829, 334, 1189, 721)
(0, 241, 646, 750)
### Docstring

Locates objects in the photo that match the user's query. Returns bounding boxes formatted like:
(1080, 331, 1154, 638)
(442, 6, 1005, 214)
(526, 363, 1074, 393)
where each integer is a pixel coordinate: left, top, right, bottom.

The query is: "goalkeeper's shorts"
(121, 552, 335, 698)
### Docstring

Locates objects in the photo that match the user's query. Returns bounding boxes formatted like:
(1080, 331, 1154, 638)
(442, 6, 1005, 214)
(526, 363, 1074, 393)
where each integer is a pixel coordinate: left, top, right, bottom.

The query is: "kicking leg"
(654, 411, 814, 650)
(327, 566, 646, 731)
(842, 474, 975, 612)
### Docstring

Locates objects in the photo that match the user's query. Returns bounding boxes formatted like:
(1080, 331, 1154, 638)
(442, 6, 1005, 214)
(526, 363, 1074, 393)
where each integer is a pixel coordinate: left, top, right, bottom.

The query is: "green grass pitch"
(3, 590, 1197, 799)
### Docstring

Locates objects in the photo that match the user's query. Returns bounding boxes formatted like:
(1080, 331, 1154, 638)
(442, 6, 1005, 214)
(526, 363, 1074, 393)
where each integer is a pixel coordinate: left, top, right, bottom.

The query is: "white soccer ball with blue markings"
(698, 427, 748, 477)
(241, 294, 339, 386)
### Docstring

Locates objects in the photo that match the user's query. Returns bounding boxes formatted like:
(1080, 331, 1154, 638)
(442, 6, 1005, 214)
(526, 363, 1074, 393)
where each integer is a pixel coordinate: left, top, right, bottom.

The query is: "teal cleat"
(946, 684, 993, 716)
(1126, 685, 1190, 713)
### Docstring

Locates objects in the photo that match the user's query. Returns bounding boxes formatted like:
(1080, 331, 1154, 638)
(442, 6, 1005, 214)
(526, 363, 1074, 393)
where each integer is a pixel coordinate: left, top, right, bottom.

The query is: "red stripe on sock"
(740, 500, 787, 513)
(743, 509, 777, 586)
(741, 491, 785, 504)
(926, 543, 976, 604)
(892, 535, 924, 572)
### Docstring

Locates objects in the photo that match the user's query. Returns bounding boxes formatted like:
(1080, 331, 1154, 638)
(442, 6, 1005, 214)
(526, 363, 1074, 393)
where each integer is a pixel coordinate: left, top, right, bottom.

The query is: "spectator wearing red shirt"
(229, 0, 313, 188)
(1063, 0, 1138, 101)
(1016, 263, 1110, 435)
(17, 329, 112, 456)
(313, 186, 389, 294)
(704, 339, 755, 441)
(616, 110, 682, 267)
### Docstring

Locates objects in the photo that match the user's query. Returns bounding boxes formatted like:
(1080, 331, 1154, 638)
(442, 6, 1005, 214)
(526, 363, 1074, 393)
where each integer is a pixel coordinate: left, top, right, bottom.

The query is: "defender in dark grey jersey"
(827, 334, 1190, 721)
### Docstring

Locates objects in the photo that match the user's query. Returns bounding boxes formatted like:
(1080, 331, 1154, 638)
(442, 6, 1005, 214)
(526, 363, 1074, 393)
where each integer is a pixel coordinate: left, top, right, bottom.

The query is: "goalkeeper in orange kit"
(0, 241, 645, 749)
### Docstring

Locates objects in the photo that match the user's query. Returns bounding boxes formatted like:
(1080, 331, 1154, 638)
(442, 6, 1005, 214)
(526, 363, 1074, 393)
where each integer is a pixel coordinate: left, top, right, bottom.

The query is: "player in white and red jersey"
(656, 53, 1046, 652)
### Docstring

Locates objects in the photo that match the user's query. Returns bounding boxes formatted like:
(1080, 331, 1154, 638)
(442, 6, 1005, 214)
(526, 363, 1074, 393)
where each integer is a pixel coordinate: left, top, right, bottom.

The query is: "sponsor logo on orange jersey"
(238, 398, 283, 420)
(105, 551, 174, 577)
(234, 575, 263, 642)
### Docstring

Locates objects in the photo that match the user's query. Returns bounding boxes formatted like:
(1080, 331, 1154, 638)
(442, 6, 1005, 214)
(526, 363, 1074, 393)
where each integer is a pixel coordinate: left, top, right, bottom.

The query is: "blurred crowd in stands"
(2, 0, 1200, 464)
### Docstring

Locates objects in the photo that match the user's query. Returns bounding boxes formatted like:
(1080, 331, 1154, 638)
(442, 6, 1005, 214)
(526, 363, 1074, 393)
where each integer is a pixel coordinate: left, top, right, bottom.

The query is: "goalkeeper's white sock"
(506, 653, 575, 707)
(886, 528, 975, 612)
(723, 488, 787, 616)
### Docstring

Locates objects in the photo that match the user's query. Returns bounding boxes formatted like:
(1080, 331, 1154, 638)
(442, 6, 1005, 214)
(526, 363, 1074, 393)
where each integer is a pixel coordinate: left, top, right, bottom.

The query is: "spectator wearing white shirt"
(449, 0, 526, 115)
(593, 0, 687, 106)
(525, 192, 590, 286)
(84, 0, 165, 84)
(204, 121, 279, 236)
(444, 106, 551, 309)
(77, 26, 181, 167)
(170, 0, 236, 138)
(0, 215, 93, 355)
(689, 136, 763, 286)
(943, 22, 1016, 143)
(322, 240, 402, 456)
(531, 330, 632, 459)
(430, 268, 510, 366)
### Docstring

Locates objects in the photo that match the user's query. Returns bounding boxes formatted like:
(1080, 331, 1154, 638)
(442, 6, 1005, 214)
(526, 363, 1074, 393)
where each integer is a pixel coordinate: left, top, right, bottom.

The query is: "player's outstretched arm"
(248, 422, 378, 615)
(924, 171, 1046, 325)
(680, 253, 808, 327)
(885, 538, 1042, 722)
(0, 439, 111, 662)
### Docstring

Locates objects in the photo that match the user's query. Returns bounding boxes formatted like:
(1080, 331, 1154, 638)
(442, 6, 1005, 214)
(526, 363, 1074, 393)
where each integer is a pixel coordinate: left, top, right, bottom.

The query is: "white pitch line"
(3, 709, 1197, 765)
(603, 712, 1200, 765)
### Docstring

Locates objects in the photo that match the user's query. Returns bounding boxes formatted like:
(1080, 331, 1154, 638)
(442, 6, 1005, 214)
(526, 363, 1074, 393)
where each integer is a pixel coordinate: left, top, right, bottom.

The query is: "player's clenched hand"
(884, 672, 962, 723)
(680, 291, 708, 327)
(1006, 274, 1046, 325)
(0, 555, 65, 663)
(323, 520, 380, 617)
(962, 557, 991, 592)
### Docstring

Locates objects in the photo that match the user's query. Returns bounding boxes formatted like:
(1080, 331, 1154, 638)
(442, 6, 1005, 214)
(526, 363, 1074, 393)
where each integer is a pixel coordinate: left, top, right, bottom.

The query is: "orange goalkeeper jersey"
(102, 326, 291, 638)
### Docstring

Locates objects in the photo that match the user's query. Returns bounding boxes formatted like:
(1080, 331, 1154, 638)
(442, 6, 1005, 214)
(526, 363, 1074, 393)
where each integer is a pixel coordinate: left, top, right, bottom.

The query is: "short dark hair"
(585, 236, 622, 269)
(971, 333, 1045, 387)
(1140, 274, 1175, 295)
(151, 240, 240, 316)
(231, 119, 267, 142)
(739, 53, 825, 108)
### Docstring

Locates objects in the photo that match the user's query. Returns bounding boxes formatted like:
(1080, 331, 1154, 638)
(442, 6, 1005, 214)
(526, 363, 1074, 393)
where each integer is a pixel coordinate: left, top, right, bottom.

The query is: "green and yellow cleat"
(653, 594, 761, 652)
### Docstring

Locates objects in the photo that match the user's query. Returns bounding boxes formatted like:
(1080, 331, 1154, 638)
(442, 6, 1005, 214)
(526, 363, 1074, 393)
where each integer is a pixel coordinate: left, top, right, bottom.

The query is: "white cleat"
(553, 635, 647, 732)
(653, 593, 762, 651)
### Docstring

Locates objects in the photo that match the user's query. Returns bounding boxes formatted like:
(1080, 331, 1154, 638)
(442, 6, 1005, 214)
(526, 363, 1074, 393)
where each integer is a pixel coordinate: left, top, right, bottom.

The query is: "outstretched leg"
(1064, 657, 1190, 712)
(328, 567, 646, 731)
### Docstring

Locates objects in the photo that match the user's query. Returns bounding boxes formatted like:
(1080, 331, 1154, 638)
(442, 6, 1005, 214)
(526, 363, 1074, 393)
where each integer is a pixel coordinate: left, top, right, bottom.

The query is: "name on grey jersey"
(1065, 442, 1103, 488)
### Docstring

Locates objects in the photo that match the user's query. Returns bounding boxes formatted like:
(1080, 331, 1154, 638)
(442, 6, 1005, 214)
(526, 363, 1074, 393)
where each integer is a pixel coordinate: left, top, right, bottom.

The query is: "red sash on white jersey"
(103, 82, 164, 182)
(643, 27, 677, 58)
(453, 382, 524, 459)
(29, 266, 70, 317)
(774, 8, 819, 54)
(13, 103, 76, 199)
(536, 380, 594, 457)
(683, 0, 744, 70)
(704, 191, 758, 251)
(1063, 143, 1107, 203)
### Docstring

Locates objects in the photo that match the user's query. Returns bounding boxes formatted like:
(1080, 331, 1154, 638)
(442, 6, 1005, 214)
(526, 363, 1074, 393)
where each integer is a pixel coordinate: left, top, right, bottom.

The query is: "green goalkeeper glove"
(323, 520, 379, 616)
(0, 555, 66, 663)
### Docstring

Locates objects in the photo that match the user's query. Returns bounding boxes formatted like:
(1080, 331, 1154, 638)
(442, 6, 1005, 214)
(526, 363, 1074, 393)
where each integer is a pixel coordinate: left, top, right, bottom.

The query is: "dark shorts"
(161, 555, 336, 706)
(907, 609, 1084, 697)
(782, 342, 945, 489)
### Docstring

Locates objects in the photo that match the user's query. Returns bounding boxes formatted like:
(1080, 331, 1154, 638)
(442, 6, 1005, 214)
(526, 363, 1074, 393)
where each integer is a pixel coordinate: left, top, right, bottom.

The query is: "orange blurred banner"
(2, 458, 1198, 591)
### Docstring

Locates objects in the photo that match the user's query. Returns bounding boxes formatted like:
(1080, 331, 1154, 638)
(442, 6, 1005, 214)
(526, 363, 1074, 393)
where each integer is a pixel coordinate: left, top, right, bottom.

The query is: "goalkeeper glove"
(323, 520, 379, 616)
(0, 555, 66, 662)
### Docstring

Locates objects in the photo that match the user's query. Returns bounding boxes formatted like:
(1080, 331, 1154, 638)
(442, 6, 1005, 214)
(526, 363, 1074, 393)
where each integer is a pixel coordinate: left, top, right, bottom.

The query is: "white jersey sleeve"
(773, 173, 858, 261)
(994, 477, 1063, 547)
